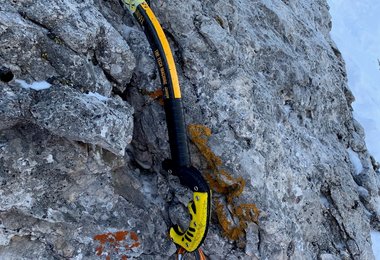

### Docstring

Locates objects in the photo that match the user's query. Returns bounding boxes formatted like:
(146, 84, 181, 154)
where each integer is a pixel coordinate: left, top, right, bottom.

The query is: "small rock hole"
(305, 109, 312, 119)
(0, 67, 14, 82)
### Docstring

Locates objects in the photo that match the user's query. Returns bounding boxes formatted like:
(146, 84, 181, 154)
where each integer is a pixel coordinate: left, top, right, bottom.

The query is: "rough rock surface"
(0, 0, 379, 259)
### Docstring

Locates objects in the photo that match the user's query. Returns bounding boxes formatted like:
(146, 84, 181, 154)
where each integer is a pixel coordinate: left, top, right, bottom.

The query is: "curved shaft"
(129, 1, 190, 168)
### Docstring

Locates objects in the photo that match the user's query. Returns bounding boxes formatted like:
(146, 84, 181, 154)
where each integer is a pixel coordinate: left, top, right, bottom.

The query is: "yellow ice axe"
(122, 0, 211, 254)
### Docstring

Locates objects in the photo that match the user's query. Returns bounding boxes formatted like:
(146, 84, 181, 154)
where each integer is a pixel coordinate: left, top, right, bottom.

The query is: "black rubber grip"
(164, 99, 191, 168)
(134, 4, 191, 167)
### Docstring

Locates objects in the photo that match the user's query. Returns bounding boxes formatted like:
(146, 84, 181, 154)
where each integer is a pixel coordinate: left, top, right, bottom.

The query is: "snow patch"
(15, 79, 51, 90)
(319, 194, 330, 208)
(347, 148, 363, 174)
(85, 92, 109, 101)
(45, 154, 54, 163)
(293, 186, 303, 197)
(357, 186, 369, 198)
(371, 230, 380, 259)
(100, 126, 108, 137)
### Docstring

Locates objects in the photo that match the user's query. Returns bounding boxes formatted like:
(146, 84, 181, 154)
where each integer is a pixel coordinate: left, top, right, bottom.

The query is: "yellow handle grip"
(170, 191, 211, 252)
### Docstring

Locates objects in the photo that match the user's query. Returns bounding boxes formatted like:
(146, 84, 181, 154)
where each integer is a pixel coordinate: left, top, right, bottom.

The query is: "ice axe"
(121, 0, 211, 255)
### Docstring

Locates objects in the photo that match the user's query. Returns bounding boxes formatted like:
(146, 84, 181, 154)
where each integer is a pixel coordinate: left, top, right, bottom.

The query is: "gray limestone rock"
(29, 85, 134, 156)
(1, 0, 379, 259)
(0, 83, 32, 130)
(0, 82, 134, 156)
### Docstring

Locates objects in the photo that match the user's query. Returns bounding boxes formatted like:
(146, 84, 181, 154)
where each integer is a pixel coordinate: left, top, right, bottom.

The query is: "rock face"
(0, 0, 379, 259)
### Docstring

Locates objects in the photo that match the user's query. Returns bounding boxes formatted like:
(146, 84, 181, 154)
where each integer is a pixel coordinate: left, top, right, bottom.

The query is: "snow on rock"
(15, 79, 51, 90)
(45, 154, 54, 163)
(347, 148, 364, 174)
(85, 92, 109, 102)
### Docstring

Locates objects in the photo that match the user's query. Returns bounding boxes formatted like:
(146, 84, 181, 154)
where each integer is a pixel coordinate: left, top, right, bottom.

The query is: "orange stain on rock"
(188, 124, 260, 242)
(94, 230, 141, 259)
(142, 88, 164, 105)
(130, 232, 139, 241)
